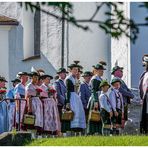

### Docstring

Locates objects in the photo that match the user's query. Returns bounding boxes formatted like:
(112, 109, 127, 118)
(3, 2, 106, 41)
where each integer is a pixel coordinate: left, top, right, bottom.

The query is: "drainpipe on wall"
(61, 4, 65, 68)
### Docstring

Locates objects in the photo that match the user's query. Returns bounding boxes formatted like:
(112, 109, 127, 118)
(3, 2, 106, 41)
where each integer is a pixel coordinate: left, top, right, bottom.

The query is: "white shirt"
(109, 88, 124, 113)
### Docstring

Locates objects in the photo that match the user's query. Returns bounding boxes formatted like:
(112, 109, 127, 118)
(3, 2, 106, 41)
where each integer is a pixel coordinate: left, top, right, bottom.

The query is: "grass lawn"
(26, 135, 148, 146)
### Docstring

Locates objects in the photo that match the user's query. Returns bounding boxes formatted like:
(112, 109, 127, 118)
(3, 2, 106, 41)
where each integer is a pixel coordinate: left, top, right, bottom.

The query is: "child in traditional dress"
(99, 80, 113, 136)
(109, 77, 124, 135)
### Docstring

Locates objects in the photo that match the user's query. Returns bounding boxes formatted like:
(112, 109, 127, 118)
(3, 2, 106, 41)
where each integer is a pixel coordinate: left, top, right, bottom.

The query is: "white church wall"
(40, 5, 62, 70)
(0, 26, 10, 88)
(130, 2, 148, 88)
(111, 2, 131, 87)
(67, 2, 111, 80)
(8, 25, 57, 88)
(0, 2, 59, 88)
(21, 5, 35, 59)
(0, 2, 62, 66)
(0, 2, 112, 84)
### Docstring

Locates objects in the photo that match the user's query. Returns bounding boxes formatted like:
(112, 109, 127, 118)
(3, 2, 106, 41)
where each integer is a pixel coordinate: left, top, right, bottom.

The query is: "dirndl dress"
(87, 75, 102, 135)
(25, 83, 43, 129)
(62, 75, 86, 132)
(40, 84, 61, 132)
(6, 88, 16, 131)
(0, 98, 9, 134)
(8, 102, 16, 131)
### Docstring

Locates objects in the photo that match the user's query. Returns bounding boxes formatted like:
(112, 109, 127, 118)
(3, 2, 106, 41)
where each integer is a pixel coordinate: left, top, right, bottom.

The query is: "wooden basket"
(61, 110, 74, 121)
(89, 110, 100, 122)
(23, 114, 35, 125)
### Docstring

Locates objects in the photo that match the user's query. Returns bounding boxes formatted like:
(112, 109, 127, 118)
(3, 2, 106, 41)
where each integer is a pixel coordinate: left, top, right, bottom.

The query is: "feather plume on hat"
(37, 69, 45, 76)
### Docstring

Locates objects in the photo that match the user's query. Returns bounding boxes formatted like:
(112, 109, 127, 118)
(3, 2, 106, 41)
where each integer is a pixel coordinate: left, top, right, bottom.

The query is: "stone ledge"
(0, 131, 31, 146)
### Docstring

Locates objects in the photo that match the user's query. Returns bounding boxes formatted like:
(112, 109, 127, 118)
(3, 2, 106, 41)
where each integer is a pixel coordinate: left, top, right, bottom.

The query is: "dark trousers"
(124, 105, 128, 121)
(84, 108, 89, 123)
(58, 105, 63, 121)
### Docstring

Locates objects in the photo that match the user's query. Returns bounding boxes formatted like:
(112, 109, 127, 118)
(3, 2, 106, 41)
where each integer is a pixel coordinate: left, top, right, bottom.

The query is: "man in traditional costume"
(139, 54, 148, 134)
(111, 66, 134, 125)
(54, 68, 68, 121)
(79, 71, 93, 123)
(14, 72, 29, 130)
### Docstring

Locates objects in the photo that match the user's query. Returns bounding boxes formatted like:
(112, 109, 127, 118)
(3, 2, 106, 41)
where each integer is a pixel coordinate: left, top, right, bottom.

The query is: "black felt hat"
(111, 66, 123, 75)
(39, 74, 53, 80)
(82, 71, 93, 77)
(68, 61, 83, 69)
(29, 72, 40, 77)
(0, 76, 8, 82)
(11, 78, 21, 83)
(99, 80, 110, 88)
(111, 77, 121, 85)
(57, 68, 68, 74)
(92, 64, 106, 70)
(17, 72, 29, 76)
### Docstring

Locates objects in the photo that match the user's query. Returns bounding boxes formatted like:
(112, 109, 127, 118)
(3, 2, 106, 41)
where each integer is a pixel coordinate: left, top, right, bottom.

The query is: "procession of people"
(0, 54, 147, 138)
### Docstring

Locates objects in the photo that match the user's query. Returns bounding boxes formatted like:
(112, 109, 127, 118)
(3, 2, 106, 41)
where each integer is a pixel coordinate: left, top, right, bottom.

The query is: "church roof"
(0, 15, 19, 25)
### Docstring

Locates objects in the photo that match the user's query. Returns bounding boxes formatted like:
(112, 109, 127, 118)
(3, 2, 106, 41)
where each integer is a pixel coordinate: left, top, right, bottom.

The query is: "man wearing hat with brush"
(14, 72, 29, 130)
(111, 66, 134, 127)
(54, 68, 68, 121)
(79, 71, 93, 122)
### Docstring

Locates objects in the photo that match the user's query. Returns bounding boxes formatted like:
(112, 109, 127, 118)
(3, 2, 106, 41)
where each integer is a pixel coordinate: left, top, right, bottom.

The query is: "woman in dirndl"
(62, 62, 86, 135)
(87, 62, 106, 135)
(25, 72, 43, 135)
(40, 74, 61, 136)
(0, 76, 9, 134)
(6, 78, 21, 131)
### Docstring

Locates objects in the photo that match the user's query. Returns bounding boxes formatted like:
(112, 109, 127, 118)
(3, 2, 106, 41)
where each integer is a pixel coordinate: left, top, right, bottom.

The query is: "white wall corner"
(111, 2, 131, 87)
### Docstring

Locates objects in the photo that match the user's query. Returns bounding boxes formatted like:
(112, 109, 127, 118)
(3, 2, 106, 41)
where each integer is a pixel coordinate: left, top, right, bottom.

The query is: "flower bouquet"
(48, 87, 56, 97)
(0, 89, 6, 94)
(36, 88, 43, 97)
(0, 87, 7, 100)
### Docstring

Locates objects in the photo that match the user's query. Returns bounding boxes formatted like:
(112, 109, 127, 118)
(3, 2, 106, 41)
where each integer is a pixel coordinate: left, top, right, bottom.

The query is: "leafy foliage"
(19, 2, 148, 43)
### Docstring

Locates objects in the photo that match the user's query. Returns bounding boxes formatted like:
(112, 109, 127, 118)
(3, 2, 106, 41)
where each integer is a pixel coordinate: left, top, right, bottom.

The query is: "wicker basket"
(23, 114, 35, 125)
(89, 110, 100, 122)
(61, 110, 74, 121)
